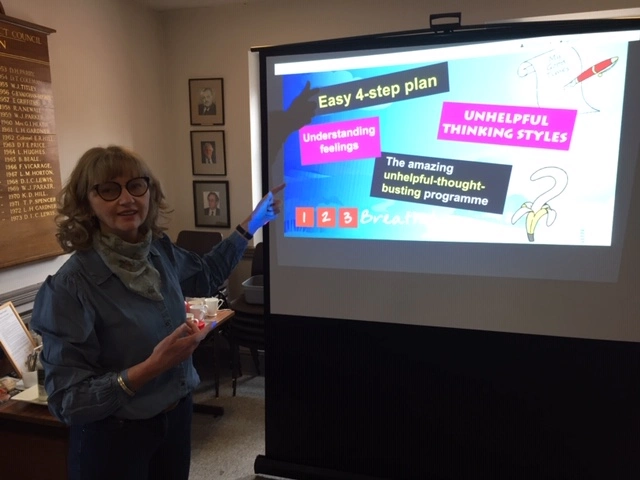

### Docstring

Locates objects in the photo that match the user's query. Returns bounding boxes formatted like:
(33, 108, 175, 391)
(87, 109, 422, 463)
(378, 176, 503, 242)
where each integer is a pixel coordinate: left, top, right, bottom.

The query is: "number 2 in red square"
(317, 207, 336, 228)
(295, 207, 315, 227)
(339, 208, 358, 228)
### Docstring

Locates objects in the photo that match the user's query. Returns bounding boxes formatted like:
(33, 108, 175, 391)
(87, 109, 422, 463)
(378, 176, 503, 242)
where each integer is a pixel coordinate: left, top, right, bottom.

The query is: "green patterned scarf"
(93, 230, 163, 301)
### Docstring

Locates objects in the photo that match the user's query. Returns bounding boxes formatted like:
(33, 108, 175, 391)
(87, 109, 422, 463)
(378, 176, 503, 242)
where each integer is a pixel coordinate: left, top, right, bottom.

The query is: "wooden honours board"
(0, 12, 62, 268)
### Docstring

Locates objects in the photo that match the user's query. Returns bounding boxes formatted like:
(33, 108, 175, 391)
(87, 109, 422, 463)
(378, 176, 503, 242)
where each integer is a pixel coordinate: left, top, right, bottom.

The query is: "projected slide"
(262, 23, 640, 341)
(276, 37, 629, 246)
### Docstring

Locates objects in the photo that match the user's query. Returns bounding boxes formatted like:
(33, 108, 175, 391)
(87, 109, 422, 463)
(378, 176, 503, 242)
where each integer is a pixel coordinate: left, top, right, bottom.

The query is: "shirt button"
(165, 322, 170, 326)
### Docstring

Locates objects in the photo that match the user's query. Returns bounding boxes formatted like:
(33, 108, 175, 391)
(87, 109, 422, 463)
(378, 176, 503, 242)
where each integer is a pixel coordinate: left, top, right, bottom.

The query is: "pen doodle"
(565, 57, 618, 88)
(518, 47, 600, 113)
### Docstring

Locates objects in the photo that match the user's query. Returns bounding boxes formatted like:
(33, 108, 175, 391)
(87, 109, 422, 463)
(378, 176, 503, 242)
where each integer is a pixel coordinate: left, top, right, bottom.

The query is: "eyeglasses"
(92, 176, 150, 201)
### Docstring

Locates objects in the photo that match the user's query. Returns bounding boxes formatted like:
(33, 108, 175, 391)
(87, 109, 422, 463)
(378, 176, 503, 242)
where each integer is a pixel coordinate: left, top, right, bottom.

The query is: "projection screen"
(257, 19, 640, 343)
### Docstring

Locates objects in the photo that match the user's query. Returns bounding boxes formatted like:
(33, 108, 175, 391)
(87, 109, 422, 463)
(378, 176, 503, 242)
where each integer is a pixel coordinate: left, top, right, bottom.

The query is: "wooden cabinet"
(0, 400, 68, 480)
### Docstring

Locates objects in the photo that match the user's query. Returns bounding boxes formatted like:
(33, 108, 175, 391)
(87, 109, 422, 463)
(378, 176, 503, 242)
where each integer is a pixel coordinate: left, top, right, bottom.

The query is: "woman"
(30, 145, 283, 480)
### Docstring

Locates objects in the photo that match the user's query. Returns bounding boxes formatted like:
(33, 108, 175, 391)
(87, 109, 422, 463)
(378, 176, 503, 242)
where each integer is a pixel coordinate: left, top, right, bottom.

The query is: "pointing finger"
(270, 183, 286, 196)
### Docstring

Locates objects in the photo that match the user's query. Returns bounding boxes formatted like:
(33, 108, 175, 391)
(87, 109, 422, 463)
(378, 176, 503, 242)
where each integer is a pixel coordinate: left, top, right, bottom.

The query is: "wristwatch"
(236, 224, 253, 240)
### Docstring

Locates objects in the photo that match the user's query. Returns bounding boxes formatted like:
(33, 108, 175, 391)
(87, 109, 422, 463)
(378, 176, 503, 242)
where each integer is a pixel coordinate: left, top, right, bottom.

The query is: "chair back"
(175, 230, 223, 256)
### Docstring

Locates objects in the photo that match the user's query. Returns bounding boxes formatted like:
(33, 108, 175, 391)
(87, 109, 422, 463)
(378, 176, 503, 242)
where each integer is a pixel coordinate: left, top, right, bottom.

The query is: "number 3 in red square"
(339, 208, 358, 228)
(295, 207, 315, 227)
(317, 207, 336, 228)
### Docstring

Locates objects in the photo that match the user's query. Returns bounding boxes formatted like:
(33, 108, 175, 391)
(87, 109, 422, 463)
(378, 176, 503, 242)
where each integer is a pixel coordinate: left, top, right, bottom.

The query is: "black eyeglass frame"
(92, 176, 151, 202)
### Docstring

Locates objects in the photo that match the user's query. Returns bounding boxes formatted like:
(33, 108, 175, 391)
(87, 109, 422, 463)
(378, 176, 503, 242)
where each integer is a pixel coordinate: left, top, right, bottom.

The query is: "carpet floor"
(190, 372, 267, 480)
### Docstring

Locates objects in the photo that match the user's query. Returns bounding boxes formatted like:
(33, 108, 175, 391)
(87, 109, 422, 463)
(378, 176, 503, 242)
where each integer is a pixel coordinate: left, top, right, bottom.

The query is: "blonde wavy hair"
(56, 146, 171, 253)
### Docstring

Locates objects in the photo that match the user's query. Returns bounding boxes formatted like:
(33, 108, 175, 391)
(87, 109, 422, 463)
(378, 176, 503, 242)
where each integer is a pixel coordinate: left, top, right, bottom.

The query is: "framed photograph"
(189, 78, 224, 125)
(0, 301, 37, 379)
(193, 180, 230, 228)
(191, 130, 226, 176)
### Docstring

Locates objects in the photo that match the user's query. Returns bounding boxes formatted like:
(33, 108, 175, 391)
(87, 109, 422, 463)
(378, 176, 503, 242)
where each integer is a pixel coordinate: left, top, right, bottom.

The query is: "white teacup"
(204, 297, 223, 317)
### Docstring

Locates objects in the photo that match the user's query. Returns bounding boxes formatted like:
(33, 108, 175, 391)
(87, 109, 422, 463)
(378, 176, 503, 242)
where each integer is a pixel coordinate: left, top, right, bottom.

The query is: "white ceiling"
(132, 0, 256, 11)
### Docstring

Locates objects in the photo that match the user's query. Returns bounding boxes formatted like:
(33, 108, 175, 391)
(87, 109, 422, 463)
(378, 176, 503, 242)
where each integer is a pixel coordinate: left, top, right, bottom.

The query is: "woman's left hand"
(247, 183, 285, 234)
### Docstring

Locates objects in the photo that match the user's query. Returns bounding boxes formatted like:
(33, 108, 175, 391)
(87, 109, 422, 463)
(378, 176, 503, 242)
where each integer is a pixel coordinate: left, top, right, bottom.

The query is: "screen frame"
(253, 17, 640, 342)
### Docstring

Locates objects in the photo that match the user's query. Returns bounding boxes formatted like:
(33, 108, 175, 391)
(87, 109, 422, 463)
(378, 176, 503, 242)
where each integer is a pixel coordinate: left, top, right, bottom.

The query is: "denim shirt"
(30, 232, 247, 425)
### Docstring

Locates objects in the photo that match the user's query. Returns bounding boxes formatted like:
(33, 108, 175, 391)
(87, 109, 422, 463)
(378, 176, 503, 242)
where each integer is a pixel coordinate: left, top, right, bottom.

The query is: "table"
(192, 308, 234, 417)
(0, 399, 69, 480)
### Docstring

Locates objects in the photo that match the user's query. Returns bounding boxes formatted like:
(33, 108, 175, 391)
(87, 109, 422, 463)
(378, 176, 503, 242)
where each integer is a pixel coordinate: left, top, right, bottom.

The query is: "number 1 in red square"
(339, 208, 358, 228)
(295, 207, 315, 227)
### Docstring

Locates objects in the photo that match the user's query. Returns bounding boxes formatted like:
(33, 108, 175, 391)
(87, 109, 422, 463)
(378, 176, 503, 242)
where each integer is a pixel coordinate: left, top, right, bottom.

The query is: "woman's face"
(88, 175, 150, 243)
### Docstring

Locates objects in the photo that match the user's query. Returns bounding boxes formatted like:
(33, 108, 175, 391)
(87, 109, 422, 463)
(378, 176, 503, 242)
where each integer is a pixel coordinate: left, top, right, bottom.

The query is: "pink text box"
(438, 101, 577, 151)
(299, 117, 381, 166)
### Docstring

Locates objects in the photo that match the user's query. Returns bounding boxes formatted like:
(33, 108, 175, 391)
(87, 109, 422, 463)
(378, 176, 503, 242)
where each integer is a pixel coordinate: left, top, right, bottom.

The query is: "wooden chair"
(227, 242, 265, 396)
